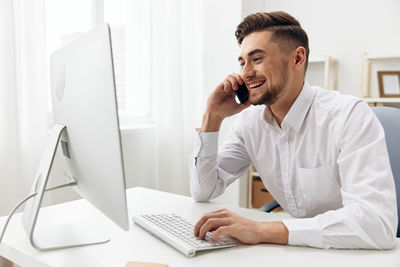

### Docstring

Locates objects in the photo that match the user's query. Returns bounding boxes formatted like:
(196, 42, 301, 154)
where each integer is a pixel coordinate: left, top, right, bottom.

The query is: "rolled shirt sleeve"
(189, 130, 220, 201)
(189, 121, 251, 202)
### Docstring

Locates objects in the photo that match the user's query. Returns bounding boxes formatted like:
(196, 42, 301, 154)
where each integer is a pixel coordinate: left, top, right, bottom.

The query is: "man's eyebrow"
(238, 49, 267, 61)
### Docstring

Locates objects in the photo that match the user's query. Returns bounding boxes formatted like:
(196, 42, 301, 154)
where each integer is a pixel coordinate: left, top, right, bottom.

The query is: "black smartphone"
(234, 83, 249, 104)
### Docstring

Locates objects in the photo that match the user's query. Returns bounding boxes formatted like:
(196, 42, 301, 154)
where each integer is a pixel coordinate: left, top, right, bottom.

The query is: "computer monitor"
(21, 23, 129, 250)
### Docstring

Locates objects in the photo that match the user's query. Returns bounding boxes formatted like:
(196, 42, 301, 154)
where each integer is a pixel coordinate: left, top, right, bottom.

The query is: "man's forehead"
(239, 30, 275, 58)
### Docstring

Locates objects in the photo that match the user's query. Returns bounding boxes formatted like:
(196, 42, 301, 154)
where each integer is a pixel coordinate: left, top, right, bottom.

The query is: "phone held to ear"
(234, 83, 249, 104)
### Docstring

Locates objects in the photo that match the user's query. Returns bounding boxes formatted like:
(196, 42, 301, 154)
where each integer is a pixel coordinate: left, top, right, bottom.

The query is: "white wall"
(262, 0, 400, 97)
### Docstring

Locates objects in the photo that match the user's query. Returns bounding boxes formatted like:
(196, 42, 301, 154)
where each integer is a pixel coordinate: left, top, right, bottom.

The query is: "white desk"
(1, 187, 399, 267)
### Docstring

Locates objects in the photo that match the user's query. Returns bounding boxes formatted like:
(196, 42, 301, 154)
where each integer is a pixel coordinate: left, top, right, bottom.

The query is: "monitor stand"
(21, 124, 110, 251)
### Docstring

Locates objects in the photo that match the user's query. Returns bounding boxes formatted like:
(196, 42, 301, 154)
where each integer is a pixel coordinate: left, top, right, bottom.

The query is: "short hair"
(235, 11, 310, 70)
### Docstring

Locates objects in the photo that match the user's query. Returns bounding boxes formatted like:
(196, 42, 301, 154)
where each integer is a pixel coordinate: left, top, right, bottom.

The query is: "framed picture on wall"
(377, 71, 400, 97)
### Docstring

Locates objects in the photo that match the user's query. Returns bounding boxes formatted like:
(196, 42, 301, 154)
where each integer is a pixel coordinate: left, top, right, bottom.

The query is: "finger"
(216, 82, 224, 91)
(212, 226, 232, 242)
(198, 217, 231, 240)
(222, 80, 232, 93)
(194, 209, 229, 236)
(226, 75, 239, 91)
(213, 208, 229, 213)
(231, 73, 244, 85)
(194, 211, 223, 237)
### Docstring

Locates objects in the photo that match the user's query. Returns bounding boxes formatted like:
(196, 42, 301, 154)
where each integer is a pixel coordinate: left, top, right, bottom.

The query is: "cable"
(0, 181, 77, 244)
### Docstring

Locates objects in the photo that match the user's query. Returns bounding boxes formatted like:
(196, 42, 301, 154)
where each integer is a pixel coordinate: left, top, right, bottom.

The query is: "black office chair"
(259, 107, 400, 237)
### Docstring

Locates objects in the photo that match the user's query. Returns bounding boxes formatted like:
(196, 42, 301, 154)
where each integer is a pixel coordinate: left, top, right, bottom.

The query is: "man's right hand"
(201, 74, 250, 133)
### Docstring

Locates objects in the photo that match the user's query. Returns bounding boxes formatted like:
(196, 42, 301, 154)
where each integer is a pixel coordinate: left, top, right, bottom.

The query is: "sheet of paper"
(125, 262, 168, 267)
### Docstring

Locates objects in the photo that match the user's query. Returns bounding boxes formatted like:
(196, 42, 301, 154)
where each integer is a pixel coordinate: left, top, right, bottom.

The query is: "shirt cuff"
(193, 128, 219, 157)
(282, 218, 324, 248)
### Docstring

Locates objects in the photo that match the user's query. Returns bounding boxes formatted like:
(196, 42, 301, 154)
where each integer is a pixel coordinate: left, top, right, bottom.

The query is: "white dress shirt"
(189, 81, 398, 249)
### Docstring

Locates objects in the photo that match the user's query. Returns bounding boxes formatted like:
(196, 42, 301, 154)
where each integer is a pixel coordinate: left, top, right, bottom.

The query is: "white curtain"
(0, 0, 49, 215)
(0, 0, 206, 217)
(151, 0, 205, 195)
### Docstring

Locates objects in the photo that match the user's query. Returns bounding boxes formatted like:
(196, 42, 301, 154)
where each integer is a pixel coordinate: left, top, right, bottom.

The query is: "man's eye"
(253, 57, 261, 62)
(239, 62, 245, 67)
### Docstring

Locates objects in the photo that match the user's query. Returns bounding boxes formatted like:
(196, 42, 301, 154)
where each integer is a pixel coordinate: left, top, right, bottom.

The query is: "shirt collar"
(282, 81, 315, 132)
(262, 81, 315, 132)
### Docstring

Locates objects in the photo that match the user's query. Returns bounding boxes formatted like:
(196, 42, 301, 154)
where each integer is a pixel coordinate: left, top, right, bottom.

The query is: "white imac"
(21, 24, 129, 250)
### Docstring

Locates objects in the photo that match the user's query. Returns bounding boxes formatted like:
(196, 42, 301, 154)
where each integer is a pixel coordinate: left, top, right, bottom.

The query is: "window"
(104, 0, 153, 125)
(45, 0, 153, 126)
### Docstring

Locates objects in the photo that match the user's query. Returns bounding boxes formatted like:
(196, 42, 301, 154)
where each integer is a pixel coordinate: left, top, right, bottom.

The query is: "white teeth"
(249, 81, 264, 88)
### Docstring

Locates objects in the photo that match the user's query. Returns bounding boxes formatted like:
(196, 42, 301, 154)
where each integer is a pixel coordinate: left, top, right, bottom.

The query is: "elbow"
(379, 221, 398, 250)
(192, 194, 210, 203)
(368, 213, 398, 250)
(374, 228, 397, 250)
(191, 191, 211, 202)
(377, 207, 398, 250)
(189, 180, 210, 202)
(190, 185, 212, 202)
(379, 236, 397, 250)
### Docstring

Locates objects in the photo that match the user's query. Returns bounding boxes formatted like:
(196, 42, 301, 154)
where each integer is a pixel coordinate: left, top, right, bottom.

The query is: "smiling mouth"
(248, 80, 266, 90)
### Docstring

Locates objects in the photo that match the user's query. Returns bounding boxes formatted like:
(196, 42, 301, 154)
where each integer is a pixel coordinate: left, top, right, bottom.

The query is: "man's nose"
(241, 63, 255, 79)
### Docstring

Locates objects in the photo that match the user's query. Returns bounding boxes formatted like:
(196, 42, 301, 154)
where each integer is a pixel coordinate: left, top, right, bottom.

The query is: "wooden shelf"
(307, 55, 338, 90)
(360, 52, 400, 99)
(309, 57, 326, 63)
(365, 55, 400, 60)
(363, 97, 400, 103)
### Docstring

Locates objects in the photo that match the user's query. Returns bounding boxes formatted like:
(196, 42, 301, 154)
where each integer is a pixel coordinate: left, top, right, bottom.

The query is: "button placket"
(279, 130, 299, 216)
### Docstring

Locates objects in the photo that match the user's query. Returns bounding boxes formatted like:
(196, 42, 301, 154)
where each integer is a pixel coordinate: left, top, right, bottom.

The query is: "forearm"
(200, 111, 223, 133)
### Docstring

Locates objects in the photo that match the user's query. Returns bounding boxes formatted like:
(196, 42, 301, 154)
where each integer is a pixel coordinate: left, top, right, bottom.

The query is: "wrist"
(201, 111, 223, 133)
(256, 221, 289, 245)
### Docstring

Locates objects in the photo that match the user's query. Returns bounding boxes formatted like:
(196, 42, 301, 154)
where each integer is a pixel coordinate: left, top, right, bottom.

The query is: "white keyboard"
(132, 214, 236, 257)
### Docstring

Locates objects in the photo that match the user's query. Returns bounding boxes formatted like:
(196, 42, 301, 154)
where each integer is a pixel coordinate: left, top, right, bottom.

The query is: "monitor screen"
(22, 24, 129, 250)
(50, 23, 129, 231)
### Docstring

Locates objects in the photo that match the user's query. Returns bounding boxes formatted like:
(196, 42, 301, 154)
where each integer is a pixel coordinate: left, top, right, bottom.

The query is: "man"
(189, 11, 398, 249)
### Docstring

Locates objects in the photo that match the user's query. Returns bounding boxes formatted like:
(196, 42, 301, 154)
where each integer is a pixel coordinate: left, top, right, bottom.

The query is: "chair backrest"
(373, 107, 400, 237)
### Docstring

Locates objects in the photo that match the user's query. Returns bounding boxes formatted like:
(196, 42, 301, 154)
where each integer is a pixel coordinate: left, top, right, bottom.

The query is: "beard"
(250, 84, 283, 105)
(250, 63, 289, 106)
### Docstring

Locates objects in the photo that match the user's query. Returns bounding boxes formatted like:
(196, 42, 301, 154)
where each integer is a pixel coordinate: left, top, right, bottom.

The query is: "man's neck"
(268, 79, 304, 127)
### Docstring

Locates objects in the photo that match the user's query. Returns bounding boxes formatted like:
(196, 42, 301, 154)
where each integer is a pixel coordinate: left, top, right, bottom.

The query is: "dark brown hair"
(235, 11, 310, 70)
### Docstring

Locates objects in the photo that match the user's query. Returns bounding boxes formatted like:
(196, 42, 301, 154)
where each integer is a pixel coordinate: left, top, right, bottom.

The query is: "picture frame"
(377, 71, 400, 97)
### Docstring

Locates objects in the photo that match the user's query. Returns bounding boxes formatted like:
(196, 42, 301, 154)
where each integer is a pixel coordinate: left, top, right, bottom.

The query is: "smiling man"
(189, 11, 398, 249)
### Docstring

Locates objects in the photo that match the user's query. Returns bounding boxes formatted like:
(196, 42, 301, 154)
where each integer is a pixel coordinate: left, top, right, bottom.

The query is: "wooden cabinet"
(252, 178, 275, 208)
(247, 165, 282, 211)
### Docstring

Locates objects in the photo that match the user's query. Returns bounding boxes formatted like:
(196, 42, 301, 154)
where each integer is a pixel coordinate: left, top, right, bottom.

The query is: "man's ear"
(293, 46, 306, 71)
